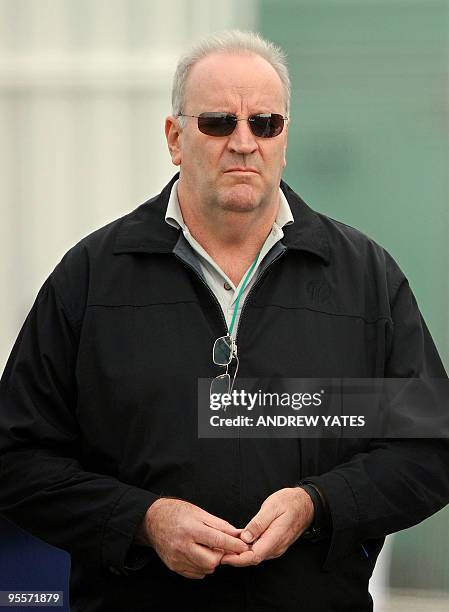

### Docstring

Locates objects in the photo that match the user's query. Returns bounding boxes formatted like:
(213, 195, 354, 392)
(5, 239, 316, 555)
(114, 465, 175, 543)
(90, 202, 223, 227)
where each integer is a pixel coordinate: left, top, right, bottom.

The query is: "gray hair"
(172, 30, 291, 125)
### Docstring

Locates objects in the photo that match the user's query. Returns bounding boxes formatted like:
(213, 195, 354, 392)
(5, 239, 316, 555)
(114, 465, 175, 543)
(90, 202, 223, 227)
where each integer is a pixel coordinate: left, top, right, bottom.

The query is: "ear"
(282, 125, 289, 168)
(165, 116, 182, 166)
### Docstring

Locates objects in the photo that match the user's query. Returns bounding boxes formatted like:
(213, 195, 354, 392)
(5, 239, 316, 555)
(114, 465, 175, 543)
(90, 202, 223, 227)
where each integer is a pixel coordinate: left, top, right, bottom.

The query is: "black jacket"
(0, 175, 448, 612)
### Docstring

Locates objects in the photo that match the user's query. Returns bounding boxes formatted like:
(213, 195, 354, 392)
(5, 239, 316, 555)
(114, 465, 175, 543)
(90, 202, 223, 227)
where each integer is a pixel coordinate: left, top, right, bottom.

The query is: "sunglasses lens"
(198, 113, 236, 136)
(195, 112, 285, 138)
(250, 113, 285, 138)
(213, 336, 233, 365)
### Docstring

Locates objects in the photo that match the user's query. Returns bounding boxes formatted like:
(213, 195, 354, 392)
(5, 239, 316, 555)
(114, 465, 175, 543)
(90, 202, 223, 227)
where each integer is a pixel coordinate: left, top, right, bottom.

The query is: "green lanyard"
(228, 251, 261, 336)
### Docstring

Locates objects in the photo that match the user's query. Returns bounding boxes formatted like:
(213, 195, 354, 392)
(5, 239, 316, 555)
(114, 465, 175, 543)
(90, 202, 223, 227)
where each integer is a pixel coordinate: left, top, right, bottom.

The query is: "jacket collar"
(113, 173, 330, 264)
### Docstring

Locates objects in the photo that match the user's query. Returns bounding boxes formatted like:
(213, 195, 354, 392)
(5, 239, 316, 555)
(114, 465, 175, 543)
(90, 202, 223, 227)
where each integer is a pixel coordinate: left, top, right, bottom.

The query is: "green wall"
(259, 0, 449, 592)
(260, 0, 448, 371)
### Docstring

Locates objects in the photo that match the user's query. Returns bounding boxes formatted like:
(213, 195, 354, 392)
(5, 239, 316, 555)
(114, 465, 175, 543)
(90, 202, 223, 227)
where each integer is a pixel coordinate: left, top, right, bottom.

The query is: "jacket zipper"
(235, 248, 287, 345)
(174, 247, 287, 348)
(174, 247, 287, 526)
(234, 247, 287, 525)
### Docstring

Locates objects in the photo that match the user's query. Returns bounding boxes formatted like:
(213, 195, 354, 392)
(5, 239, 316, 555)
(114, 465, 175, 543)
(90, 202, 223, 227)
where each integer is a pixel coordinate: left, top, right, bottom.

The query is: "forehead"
(183, 52, 285, 112)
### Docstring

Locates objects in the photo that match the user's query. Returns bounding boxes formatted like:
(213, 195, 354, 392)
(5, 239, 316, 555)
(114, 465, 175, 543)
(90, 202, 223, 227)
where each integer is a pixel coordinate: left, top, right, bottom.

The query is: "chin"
(219, 185, 260, 213)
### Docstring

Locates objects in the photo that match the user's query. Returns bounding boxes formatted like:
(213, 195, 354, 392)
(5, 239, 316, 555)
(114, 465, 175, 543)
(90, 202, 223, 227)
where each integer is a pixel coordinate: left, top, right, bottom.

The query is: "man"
(0, 30, 448, 612)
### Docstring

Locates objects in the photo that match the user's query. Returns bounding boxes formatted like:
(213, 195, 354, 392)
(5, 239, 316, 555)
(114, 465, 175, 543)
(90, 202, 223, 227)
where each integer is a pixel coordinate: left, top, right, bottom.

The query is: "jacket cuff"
(303, 472, 360, 571)
(101, 486, 159, 575)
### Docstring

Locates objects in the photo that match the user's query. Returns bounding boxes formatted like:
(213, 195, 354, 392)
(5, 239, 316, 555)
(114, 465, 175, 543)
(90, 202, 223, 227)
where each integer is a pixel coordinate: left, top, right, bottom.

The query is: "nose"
(227, 118, 258, 155)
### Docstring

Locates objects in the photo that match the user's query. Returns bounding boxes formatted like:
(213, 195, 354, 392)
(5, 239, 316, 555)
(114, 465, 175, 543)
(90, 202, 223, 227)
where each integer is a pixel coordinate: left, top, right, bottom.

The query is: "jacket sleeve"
(0, 275, 159, 575)
(304, 262, 449, 571)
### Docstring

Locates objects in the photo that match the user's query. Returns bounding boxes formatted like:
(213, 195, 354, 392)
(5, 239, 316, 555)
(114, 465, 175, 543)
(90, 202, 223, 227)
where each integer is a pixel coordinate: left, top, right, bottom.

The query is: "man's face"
(166, 52, 288, 215)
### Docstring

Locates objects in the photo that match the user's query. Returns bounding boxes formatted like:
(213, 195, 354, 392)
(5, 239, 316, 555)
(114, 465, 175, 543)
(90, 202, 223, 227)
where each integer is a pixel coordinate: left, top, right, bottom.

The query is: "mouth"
(224, 167, 259, 174)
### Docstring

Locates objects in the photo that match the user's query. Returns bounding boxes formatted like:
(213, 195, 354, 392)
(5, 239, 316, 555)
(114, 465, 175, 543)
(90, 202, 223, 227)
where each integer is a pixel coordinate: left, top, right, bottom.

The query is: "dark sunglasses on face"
(177, 112, 288, 138)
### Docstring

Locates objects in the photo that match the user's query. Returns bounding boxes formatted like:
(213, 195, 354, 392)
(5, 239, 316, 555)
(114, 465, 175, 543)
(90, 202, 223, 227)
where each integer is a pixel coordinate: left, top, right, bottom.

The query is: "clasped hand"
(144, 487, 314, 579)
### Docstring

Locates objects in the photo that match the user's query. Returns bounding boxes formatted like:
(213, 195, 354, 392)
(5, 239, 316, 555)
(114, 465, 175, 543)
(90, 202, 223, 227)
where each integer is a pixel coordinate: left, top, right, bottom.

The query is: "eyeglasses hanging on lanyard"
(210, 252, 260, 401)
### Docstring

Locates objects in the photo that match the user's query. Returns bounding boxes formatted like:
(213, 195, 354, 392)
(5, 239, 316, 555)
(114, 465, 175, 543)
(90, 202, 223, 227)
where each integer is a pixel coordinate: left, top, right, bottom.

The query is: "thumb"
(240, 508, 273, 544)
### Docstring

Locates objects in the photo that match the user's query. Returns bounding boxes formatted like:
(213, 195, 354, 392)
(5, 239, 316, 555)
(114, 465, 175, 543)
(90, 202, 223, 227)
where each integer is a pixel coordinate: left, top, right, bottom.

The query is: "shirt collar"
(113, 173, 330, 265)
(165, 178, 294, 232)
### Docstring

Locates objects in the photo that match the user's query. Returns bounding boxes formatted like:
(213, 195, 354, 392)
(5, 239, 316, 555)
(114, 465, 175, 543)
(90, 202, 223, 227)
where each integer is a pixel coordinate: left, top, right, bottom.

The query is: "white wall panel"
(0, 0, 257, 369)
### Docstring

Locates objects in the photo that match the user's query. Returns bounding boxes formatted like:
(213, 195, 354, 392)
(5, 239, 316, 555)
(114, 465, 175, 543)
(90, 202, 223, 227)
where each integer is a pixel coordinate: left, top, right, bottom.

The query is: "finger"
(174, 557, 216, 578)
(196, 525, 250, 554)
(168, 557, 208, 578)
(220, 549, 261, 567)
(200, 512, 243, 537)
(250, 518, 288, 560)
(173, 555, 210, 574)
(240, 505, 278, 544)
(185, 543, 224, 573)
(230, 527, 245, 536)
(180, 570, 206, 580)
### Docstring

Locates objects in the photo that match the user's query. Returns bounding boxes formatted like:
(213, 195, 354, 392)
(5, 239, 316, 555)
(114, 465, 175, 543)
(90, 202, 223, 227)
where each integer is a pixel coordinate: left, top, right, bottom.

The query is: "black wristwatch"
(296, 481, 331, 540)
